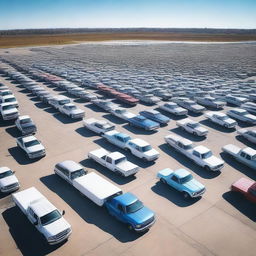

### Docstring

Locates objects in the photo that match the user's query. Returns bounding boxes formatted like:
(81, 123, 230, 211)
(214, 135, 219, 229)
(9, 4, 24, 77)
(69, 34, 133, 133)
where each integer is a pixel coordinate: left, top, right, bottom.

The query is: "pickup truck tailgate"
(12, 187, 44, 214)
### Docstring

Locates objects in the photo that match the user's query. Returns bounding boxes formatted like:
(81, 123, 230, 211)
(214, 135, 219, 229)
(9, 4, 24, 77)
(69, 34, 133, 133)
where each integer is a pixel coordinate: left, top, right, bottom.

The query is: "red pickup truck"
(231, 177, 256, 203)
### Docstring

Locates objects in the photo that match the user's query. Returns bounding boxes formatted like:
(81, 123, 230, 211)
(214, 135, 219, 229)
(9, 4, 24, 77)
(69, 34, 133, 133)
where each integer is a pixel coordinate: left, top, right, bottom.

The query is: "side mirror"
(62, 210, 65, 216)
(13, 171, 16, 174)
(33, 220, 38, 226)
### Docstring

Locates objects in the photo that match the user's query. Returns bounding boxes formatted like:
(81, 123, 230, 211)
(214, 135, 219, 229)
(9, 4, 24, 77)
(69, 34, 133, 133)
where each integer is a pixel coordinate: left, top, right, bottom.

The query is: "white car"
(0, 95, 18, 108)
(110, 107, 136, 121)
(225, 95, 247, 106)
(91, 99, 119, 112)
(0, 167, 20, 193)
(0, 89, 13, 98)
(138, 94, 161, 105)
(0, 103, 19, 120)
(16, 135, 46, 159)
(159, 102, 188, 116)
(241, 102, 256, 115)
(125, 138, 160, 161)
(196, 96, 226, 109)
(83, 118, 115, 135)
(227, 108, 256, 125)
(15, 115, 37, 135)
(237, 129, 256, 144)
(48, 95, 71, 110)
(78, 91, 98, 101)
(59, 103, 85, 119)
(176, 118, 208, 136)
(205, 112, 237, 129)
(175, 98, 205, 113)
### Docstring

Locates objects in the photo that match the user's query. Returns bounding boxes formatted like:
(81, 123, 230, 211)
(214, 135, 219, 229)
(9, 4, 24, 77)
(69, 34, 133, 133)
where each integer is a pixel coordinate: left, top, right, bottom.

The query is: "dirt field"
(1, 32, 256, 48)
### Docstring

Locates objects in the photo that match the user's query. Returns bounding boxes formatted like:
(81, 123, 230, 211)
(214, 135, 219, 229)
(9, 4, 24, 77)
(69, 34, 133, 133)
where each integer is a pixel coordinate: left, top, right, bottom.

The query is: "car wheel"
(193, 132, 197, 136)
(160, 178, 166, 184)
(183, 192, 190, 199)
(128, 224, 134, 231)
(142, 157, 147, 162)
(205, 166, 211, 171)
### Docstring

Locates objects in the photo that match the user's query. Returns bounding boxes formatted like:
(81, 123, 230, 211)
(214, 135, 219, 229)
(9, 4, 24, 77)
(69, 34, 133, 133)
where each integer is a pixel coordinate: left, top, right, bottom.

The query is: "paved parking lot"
(0, 44, 256, 256)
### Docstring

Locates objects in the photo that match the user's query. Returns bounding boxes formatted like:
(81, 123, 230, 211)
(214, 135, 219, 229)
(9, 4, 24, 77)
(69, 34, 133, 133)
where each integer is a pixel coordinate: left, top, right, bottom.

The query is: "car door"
(168, 175, 181, 191)
(105, 156, 114, 170)
(186, 123, 193, 133)
(27, 207, 38, 226)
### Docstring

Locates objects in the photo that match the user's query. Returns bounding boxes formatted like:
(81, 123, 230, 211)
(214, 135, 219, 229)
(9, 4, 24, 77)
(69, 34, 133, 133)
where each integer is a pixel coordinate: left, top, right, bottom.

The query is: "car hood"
(27, 144, 45, 153)
(204, 156, 224, 167)
(21, 123, 36, 129)
(117, 161, 138, 171)
(144, 148, 159, 157)
(124, 113, 136, 119)
(2, 109, 18, 115)
(225, 119, 237, 125)
(175, 107, 187, 112)
(192, 105, 205, 111)
(183, 179, 205, 192)
(69, 109, 84, 114)
(195, 126, 208, 133)
(43, 217, 71, 237)
(126, 206, 155, 225)
(0, 175, 19, 187)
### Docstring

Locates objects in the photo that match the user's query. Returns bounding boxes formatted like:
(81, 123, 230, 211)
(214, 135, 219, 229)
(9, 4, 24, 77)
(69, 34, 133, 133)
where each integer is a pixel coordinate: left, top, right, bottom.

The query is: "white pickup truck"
(15, 115, 37, 135)
(12, 187, 72, 245)
(88, 148, 139, 176)
(176, 118, 208, 136)
(0, 167, 20, 193)
(16, 135, 46, 159)
(205, 111, 237, 129)
(83, 118, 115, 135)
(222, 144, 256, 170)
(59, 103, 85, 119)
(0, 103, 19, 121)
(196, 96, 226, 109)
(165, 134, 224, 171)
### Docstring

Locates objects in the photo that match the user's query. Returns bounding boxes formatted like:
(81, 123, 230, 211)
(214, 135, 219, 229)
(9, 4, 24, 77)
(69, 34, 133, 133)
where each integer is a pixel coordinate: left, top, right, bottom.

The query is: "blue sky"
(0, 0, 255, 30)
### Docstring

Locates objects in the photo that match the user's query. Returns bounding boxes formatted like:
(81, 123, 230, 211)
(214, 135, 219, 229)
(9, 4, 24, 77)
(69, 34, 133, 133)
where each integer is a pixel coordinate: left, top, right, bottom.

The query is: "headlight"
(136, 224, 142, 228)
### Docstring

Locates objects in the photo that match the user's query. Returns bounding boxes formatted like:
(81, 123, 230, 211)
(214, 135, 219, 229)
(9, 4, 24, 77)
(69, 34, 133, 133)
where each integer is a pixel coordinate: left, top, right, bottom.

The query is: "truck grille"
(54, 228, 71, 240)
(141, 216, 155, 228)
(4, 183, 19, 191)
(194, 188, 206, 196)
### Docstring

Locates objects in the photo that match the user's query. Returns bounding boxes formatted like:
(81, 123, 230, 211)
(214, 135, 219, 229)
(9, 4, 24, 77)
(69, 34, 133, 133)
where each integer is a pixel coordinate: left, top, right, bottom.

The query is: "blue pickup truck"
(128, 115, 160, 131)
(103, 130, 132, 149)
(139, 109, 170, 125)
(54, 161, 155, 232)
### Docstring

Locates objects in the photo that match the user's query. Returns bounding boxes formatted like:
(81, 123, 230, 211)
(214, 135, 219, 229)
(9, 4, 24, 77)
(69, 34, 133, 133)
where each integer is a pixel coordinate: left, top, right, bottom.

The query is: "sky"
(0, 0, 255, 30)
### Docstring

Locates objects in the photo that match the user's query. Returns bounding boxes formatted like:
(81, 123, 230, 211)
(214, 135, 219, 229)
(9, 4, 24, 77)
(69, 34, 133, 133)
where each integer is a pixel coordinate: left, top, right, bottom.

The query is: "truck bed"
(83, 118, 97, 126)
(73, 172, 122, 206)
(88, 148, 109, 161)
(12, 187, 44, 214)
(103, 130, 118, 138)
(176, 118, 190, 126)
(222, 144, 241, 155)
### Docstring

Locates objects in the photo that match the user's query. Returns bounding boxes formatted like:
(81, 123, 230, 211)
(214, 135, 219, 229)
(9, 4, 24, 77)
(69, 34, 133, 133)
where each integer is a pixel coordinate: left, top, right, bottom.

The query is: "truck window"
(245, 154, 251, 160)
(241, 152, 246, 158)
(106, 157, 112, 163)
(171, 175, 179, 183)
(193, 151, 201, 158)
(117, 204, 123, 212)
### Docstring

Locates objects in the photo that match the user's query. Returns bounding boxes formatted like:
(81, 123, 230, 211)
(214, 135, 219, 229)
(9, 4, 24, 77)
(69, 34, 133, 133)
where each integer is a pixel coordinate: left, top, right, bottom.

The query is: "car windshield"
(190, 123, 199, 128)
(0, 170, 13, 179)
(201, 151, 213, 159)
(103, 124, 114, 131)
(67, 105, 76, 110)
(24, 140, 40, 147)
(2, 105, 15, 110)
(219, 115, 228, 120)
(141, 145, 152, 152)
(5, 98, 16, 102)
(184, 144, 193, 150)
(71, 169, 86, 180)
(115, 157, 126, 165)
(123, 136, 131, 142)
(59, 99, 70, 105)
(180, 174, 193, 184)
(40, 210, 62, 226)
(20, 118, 31, 124)
(126, 200, 144, 213)
(240, 111, 249, 115)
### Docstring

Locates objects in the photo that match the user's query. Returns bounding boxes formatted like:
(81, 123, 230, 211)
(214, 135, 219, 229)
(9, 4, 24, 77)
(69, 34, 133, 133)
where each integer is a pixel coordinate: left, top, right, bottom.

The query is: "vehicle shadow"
(74, 98, 88, 104)
(53, 113, 81, 124)
(2, 206, 65, 256)
(29, 96, 41, 102)
(220, 152, 256, 180)
(151, 181, 201, 207)
(123, 124, 157, 135)
(222, 191, 256, 222)
(102, 113, 126, 125)
(75, 127, 96, 137)
(85, 103, 106, 113)
(199, 119, 236, 133)
(170, 127, 206, 142)
(158, 143, 221, 179)
(79, 158, 136, 185)
(93, 137, 155, 169)
(8, 147, 39, 165)
(0, 119, 14, 127)
(59, 92, 77, 99)
(187, 111, 203, 117)
(34, 102, 50, 109)
(235, 135, 256, 149)
(236, 120, 255, 128)
(40, 174, 142, 242)
(5, 126, 20, 138)
(155, 108, 185, 120)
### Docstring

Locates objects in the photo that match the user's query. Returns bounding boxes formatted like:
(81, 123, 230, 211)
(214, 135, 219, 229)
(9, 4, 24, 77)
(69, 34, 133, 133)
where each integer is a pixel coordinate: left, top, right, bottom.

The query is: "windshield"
(2, 105, 15, 110)
(201, 151, 213, 159)
(5, 98, 16, 102)
(219, 115, 228, 120)
(184, 144, 193, 150)
(71, 169, 86, 180)
(190, 123, 199, 128)
(141, 145, 152, 152)
(240, 111, 248, 115)
(24, 140, 40, 147)
(126, 200, 144, 213)
(67, 106, 76, 110)
(20, 118, 31, 124)
(59, 99, 70, 105)
(40, 210, 62, 226)
(0, 170, 13, 179)
(180, 174, 193, 184)
(115, 157, 126, 165)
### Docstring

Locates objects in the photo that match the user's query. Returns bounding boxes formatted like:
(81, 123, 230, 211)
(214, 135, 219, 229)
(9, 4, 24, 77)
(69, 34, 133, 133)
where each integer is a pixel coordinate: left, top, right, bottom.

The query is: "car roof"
(144, 109, 159, 114)
(21, 135, 37, 143)
(19, 115, 30, 120)
(213, 112, 226, 117)
(113, 192, 138, 206)
(0, 166, 11, 174)
(231, 108, 246, 113)
(174, 169, 191, 178)
(64, 103, 76, 107)
(130, 138, 149, 147)
(243, 147, 256, 157)
(52, 95, 69, 100)
(2, 95, 16, 99)
(56, 160, 83, 173)
(116, 132, 130, 139)
(194, 145, 210, 154)
(108, 152, 125, 160)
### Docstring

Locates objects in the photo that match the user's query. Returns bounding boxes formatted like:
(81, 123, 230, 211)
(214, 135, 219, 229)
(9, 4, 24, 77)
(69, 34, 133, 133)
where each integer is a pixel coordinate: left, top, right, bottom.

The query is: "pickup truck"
(59, 103, 85, 119)
(0, 167, 20, 193)
(176, 118, 208, 136)
(196, 96, 226, 109)
(54, 161, 155, 231)
(205, 111, 237, 129)
(226, 108, 256, 125)
(231, 177, 256, 203)
(165, 133, 224, 171)
(159, 102, 188, 116)
(139, 109, 170, 126)
(88, 148, 139, 177)
(15, 115, 37, 135)
(237, 129, 256, 144)
(222, 144, 256, 170)
(12, 187, 72, 245)
(91, 99, 119, 112)
(110, 107, 136, 121)
(0, 95, 19, 108)
(83, 118, 115, 135)
(174, 98, 205, 113)
(103, 130, 132, 148)
(0, 103, 19, 120)
(128, 115, 160, 131)
(157, 168, 205, 198)
(125, 138, 160, 161)
(16, 135, 46, 159)
(48, 95, 71, 110)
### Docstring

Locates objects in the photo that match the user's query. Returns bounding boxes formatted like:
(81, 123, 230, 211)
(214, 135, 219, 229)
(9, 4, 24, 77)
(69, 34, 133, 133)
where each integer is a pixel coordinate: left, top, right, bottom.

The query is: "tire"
(128, 224, 134, 231)
(205, 166, 211, 171)
(160, 178, 166, 184)
(142, 157, 147, 162)
(193, 132, 197, 136)
(183, 191, 190, 199)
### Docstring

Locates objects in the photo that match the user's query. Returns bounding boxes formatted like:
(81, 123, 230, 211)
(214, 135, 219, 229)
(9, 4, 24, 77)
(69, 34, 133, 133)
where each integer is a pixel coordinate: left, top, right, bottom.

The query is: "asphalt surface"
(0, 47, 256, 256)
